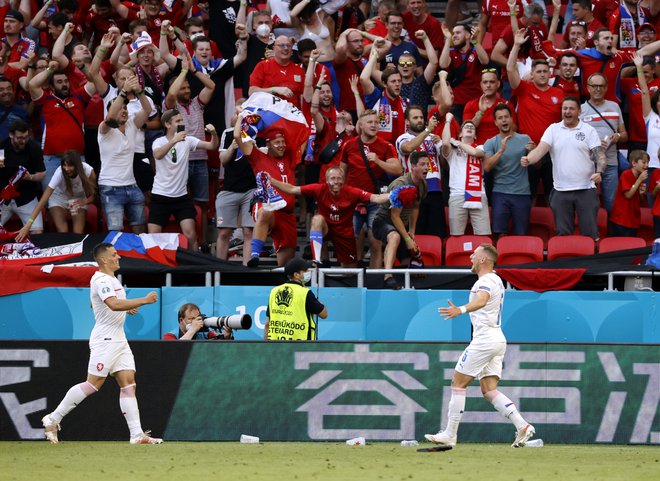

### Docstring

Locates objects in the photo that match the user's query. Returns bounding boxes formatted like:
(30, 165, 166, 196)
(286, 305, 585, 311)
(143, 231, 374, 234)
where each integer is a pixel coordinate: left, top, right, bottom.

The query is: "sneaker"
(130, 431, 163, 445)
(42, 414, 60, 445)
(424, 431, 457, 447)
(384, 277, 401, 290)
(247, 255, 260, 268)
(512, 424, 535, 448)
(228, 238, 244, 252)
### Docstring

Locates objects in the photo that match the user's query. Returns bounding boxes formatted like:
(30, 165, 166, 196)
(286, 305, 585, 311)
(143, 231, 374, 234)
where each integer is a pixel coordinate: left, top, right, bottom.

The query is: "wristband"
(27, 64, 35, 69)
(27, 217, 34, 224)
(98, 46, 107, 53)
(315, 85, 322, 90)
(459, 305, 467, 314)
(271, 88, 276, 94)
(637, 68, 644, 73)
(160, 32, 169, 36)
(405, 235, 412, 241)
(424, 127, 431, 134)
(510, 12, 516, 16)
(181, 69, 189, 74)
(475, 110, 484, 117)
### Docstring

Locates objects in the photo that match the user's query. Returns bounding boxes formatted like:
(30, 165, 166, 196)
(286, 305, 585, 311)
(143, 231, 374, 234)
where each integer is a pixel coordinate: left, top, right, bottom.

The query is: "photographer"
(164, 303, 234, 340)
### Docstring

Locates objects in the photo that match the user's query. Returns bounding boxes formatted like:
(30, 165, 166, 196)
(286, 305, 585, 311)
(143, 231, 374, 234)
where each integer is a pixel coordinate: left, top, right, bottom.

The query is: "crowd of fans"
(1, 0, 660, 280)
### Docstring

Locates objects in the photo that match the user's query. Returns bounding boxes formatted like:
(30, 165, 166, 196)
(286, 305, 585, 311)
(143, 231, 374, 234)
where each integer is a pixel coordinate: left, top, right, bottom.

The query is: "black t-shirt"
(219, 128, 256, 193)
(207, 0, 239, 59)
(238, 35, 273, 97)
(0, 138, 45, 207)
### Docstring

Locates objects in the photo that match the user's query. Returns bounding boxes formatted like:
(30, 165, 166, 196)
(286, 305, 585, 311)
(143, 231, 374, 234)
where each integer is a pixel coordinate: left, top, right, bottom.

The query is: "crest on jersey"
(96, 363, 104, 372)
(275, 286, 294, 307)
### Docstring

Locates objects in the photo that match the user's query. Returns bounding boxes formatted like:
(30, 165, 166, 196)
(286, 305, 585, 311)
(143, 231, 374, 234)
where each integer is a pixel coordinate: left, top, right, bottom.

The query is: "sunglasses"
(570, 20, 587, 26)
(398, 61, 415, 67)
(482, 68, 497, 73)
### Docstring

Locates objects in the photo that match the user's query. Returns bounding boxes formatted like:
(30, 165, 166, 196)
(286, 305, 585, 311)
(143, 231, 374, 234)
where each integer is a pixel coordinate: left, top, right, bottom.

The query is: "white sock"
(485, 390, 527, 431)
(444, 387, 466, 438)
(119, 384, 143, 438)
(51, 381, 97, 423)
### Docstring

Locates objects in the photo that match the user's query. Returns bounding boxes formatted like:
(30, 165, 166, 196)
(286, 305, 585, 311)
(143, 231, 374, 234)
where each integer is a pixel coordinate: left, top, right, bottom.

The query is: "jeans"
(99, 184, 145, 230)
(600, 164, 618, 214)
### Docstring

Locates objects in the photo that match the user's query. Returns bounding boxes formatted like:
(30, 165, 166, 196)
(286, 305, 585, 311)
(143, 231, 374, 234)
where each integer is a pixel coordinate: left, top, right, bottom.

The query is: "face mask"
(303, 271, 312, 284)
(256, 24, 271, 37)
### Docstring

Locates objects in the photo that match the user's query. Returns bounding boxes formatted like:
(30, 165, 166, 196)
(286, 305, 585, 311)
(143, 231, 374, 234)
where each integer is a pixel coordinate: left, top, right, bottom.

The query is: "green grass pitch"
(1, 442, 657, 481)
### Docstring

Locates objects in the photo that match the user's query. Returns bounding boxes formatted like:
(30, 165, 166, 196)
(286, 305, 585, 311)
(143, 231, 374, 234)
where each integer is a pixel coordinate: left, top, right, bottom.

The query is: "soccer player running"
(425, 244, 535, 448)
(42, 243, 162, 445)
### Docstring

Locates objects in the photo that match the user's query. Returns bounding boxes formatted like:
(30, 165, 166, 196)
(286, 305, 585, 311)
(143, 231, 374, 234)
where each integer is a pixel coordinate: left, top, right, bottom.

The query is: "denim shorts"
(99, 184, 145, 230)
(188, 159, 209, 202)
(353, 202, 379, 236)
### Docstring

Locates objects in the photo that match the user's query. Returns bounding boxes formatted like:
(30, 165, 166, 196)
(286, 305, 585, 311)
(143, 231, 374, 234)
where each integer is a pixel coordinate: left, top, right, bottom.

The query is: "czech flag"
(0, 236, 86, 266)
(103, 232, 180, 267)
(237, 92, 309, 159)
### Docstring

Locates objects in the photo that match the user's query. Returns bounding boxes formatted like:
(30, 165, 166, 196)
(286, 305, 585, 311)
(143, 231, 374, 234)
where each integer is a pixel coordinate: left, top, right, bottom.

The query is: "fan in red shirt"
(463, 69, 515, 145)
(561, 0, 605, 48)
(234, 124, 300, 268)
(333, 28, 368, 117)
(402, 0, 444, 59)
(339, 109, 402, 268)
(549, 52, 582, 98)
(479, 0, 527, 45)
(621, 57, 660, 150)
(249, 36, 304, 109)
(112, 0, 191, 48)
(491, 3, 548, 66)
(608, 0, 650, 52)
(427, 71, 461, 138)
(84, 0, 129, 50)
(269, 166, 388, 267)
(610, 150, 649, 236)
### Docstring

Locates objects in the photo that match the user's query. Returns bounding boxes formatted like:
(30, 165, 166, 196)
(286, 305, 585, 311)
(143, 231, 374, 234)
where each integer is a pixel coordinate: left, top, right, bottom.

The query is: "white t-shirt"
(446, 144, 486, 197)
(645, 110, 660, 169)
(89, 271, 127, 345)
(469, 272, 506, 345)
(98, 118, 140, 187)
(47, 162, 94, 199)
(102, 85, 156, 155)
(151, 135, 201, 197)
(541, 120, 601, 191)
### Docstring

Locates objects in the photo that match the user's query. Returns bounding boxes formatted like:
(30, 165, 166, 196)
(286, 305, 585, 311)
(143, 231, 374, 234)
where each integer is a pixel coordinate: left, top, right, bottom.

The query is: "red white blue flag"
(103, 232, 180, 266)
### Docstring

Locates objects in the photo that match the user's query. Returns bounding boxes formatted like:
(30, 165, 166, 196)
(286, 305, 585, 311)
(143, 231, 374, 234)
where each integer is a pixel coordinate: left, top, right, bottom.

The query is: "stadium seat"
(547, 235, 595, 260)
(414, 234, 442, 266)
(574, 207, 608, 240)
(639, 208, 655, 245)
(528, 207, 555, 248)
(84, 203, 99, 234)
(445, 235, 493, 266)
(598, 237, 647, 253)
(496, 236, 544, 265)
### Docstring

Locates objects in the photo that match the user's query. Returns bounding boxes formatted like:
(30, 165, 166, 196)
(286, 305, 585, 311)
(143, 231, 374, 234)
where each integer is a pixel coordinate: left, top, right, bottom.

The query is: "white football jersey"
(468, 272, 506, 344)
(89, 271, 128, 345)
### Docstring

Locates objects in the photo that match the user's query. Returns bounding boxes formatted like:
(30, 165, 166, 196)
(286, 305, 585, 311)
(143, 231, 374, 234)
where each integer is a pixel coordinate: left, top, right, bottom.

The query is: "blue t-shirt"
(0, 105, 29, 140)
(483, 133, 531, 195)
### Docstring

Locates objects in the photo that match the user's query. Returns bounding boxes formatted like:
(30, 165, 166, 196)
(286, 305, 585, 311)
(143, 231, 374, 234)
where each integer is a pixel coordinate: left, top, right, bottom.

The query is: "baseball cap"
(640, 22, 656, 33)
(5, 10, 25, 23)
(284, 258, 313, 277)
(265, 128, 285, 142)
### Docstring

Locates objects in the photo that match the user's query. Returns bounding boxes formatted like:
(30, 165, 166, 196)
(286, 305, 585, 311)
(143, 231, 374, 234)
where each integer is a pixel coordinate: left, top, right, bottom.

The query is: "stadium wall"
(0, 341, 657, 444)
(0, 287, 658, 343)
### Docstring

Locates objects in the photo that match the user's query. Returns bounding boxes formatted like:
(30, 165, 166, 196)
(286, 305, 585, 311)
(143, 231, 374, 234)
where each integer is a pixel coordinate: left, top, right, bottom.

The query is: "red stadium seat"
(575, 207, 608, 240)
(177, 233, 189, 249)
(445, 235, 493, 266)
(639, 208, 655, 245)
(414, 234, 442, 266)
(496, 236, 544, 265)
(598, 237, 646, 253)
(84, 203, 99, 234)
(528, 207, 555, 248)
(547, 235, 595, 260)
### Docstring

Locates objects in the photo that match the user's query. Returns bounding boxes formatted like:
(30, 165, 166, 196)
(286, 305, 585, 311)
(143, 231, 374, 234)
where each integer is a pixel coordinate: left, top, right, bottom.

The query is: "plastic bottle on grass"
(346, 437, 366, 446)
(401, 440, 419, 446)
(524, 439, 544, 447)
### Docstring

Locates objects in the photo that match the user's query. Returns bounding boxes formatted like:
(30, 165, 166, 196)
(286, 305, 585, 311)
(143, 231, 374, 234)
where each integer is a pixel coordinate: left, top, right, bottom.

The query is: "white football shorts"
(87, 341, 136, 377)
(454, 342, 506, 380)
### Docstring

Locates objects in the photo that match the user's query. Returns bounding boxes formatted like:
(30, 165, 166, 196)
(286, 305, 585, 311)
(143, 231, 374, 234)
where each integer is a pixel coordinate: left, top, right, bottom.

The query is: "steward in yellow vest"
(265, 258, 328, 340)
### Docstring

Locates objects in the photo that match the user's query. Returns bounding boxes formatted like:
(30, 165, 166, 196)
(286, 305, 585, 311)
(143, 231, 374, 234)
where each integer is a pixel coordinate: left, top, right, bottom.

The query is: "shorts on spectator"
(48, 192, 88, 211)
(188, 159, 209, 202)
(448, 195, 491, 236)
(148, 193, 197, 226)
(270, 210, 297, 251)
(325, 227, 358, 265)
(99, 184, 146, 230)
(372, 217, 411, 261)
(353, 201, 379, 236)
(216, 189, 256, 229)
(0, 198, 44, 231)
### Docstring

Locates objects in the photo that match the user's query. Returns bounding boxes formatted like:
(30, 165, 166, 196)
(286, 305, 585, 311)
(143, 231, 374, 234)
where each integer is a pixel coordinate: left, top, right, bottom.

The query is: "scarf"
(618, 2, 646, 50)
(463, 143, 483, 209)
(374, 91, 407, 134)
(1, 165, 27, 203)
(135, 64, 163, 100)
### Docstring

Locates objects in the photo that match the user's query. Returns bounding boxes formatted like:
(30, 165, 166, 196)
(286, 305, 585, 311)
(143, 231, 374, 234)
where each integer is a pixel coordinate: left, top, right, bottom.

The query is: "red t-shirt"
(552, 76, 581, 98)
(302, 101, 337, 164)
(593, 0, 619, 26)
(84, 12, 128, 50)
(35, 88, 91, 155)
(249, 59, 305, 109)
(446, 48, 485, 105)
(402, 12, 444, 52)
(333, 56, 367, 112)
(502, 21, 549, 60)
(651, 169, 660, 217)
(610, 169, 642, 228)
(482, 0, 526, 41)
(245, 148, 298, 212)
(512, 80, 563, 144)
(427, 107, 461, 138)
(462, 97, 516, 145)
(577, 49, 634, 102)
(0, 66, 26, 102)
(621, 77, 660, 143)
(339, 136, 397, 193)
(299, 183, 371, 235)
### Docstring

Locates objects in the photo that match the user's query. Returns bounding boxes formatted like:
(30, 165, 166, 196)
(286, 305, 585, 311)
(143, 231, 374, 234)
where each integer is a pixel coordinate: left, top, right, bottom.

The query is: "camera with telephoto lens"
(187, 314, 253, 331)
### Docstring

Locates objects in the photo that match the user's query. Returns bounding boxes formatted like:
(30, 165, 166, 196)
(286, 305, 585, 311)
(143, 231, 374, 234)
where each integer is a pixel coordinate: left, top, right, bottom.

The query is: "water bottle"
(346, 437, 366, 446)
(524, 439, 544, 447)
(401, 440, 419, 447)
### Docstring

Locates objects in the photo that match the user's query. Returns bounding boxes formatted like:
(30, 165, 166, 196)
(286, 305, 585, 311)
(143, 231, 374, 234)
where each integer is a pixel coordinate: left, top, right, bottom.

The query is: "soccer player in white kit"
(425, 244, 536, 448)
(41, 242, 163, 444)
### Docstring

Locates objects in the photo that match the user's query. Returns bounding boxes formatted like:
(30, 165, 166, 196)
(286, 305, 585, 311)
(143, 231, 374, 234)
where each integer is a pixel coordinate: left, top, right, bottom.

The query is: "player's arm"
(268, 173, 302, 195)
(104, 291, 158, 311)
(439, 290, 490, 319)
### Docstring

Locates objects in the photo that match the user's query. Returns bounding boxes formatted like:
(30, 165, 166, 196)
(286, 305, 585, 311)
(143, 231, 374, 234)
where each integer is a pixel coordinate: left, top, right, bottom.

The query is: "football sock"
(119, 384, 143, 438)
(310, 231, 323, 263)
(445, 387, 466, 438)
(250, 238, 265, 258)
(485, 390, 527, 430)
(51, 381, 98, 423)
